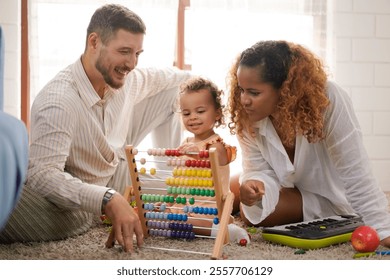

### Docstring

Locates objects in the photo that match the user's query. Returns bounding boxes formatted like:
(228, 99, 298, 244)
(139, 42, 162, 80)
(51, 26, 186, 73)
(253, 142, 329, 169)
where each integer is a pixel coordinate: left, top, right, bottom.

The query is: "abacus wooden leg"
(125, 145, 149, 237)
(211, 192, 234, 260)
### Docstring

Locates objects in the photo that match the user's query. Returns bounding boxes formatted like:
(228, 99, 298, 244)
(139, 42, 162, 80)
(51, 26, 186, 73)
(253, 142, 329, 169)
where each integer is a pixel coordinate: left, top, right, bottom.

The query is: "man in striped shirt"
(0, 4, 191, 253)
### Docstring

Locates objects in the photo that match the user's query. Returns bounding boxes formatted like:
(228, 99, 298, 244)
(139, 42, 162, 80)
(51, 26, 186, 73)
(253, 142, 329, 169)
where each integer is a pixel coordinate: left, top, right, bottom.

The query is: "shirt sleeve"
(238, 131, 281, 225)
(129, 67, 192, 105)
(324, 81, 390, 239)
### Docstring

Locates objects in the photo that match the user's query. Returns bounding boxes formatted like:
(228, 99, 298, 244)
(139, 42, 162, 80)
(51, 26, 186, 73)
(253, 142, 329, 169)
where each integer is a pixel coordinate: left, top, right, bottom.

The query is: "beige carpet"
(1, 192, 389, 260)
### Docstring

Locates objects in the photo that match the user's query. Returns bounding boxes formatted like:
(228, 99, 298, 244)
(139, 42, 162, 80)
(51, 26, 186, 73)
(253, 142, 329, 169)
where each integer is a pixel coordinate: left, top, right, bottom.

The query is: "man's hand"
(240, 180, 265, 206)
(104, 194, 143, 252)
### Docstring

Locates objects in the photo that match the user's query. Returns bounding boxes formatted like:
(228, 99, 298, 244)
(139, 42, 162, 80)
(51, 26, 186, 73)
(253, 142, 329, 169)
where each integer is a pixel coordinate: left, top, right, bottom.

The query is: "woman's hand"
(240, 180, 265, 206)
(380, 235, 390, 248)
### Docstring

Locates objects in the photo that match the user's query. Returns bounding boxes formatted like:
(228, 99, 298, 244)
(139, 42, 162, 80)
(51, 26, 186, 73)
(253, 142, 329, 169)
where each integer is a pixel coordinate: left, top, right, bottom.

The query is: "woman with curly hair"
(228, 40, 390, 247)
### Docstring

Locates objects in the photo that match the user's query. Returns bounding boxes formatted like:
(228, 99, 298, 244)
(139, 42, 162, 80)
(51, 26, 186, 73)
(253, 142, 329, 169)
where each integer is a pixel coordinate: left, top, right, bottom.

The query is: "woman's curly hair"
(179, 76, 226, 128)
(227, 40, 329, 147)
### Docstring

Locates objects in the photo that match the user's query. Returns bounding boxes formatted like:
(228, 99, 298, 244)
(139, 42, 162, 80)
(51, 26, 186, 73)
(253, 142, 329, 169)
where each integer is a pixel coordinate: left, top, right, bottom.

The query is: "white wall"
(0, 0, 21, 118)
(0, 0, 389, 191)
(333, 0, 390, 191)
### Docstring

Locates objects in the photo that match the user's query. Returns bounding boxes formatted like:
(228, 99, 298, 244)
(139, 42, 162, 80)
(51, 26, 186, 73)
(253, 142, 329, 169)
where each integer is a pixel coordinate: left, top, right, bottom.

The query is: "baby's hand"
(240, 180, 265, 206)
(178, 143, 200, 155)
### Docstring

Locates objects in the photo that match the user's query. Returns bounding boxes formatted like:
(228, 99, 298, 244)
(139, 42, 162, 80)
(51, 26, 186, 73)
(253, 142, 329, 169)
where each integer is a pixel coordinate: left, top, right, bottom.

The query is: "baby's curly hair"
(227, 40, 329, 147)
(179, 76, 226, 128)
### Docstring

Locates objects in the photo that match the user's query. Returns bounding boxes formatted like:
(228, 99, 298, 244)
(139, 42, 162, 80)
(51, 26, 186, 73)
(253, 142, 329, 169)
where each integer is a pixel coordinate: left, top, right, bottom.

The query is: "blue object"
(0, 111, 29, 230)
(0, 26, 4, 111)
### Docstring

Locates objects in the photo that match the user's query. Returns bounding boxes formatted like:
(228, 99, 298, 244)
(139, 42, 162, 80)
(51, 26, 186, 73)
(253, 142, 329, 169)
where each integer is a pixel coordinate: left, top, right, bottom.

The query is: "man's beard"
(95, 56, 123, 89)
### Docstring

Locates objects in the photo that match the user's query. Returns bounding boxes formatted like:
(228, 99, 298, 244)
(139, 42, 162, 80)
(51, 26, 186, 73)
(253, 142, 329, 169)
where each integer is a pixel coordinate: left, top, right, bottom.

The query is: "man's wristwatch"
(101, 188, 116, 214)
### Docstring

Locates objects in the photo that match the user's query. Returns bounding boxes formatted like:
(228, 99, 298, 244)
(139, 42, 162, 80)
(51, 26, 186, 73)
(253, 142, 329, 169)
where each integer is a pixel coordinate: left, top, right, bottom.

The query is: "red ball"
(351, 225, 380, 253)
(239, 238, 247, 246)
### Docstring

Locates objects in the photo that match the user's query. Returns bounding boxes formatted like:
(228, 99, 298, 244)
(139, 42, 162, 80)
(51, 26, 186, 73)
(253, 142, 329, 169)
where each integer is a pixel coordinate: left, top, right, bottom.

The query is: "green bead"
(205, 189, 211, 196)
(189, 197, 195, 205)
(200, 189, 205, 196)
(176, 197, 182, 204)
(190, 188, 196, 195)
(169, 196, 175, 203)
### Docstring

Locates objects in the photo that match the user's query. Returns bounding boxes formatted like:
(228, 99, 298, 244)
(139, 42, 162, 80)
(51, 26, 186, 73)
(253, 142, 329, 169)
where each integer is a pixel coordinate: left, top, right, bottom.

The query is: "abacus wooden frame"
(124, 144, 234, 260)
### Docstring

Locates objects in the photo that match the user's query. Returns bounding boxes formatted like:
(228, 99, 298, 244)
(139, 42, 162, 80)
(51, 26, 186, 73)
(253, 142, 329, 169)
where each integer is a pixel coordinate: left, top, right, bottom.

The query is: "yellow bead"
(174, 178, 180, 186)
(150, 168, 156, 175)
(140, 167, 146, 174)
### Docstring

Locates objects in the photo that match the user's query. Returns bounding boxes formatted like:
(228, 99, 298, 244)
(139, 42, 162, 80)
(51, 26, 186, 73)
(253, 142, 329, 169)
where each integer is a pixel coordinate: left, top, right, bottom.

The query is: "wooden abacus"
(124, 145, 234, 259)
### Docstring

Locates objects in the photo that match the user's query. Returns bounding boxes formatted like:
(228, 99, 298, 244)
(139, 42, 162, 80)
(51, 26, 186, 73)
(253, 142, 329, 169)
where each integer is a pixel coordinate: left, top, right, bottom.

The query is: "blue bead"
(213, 217, 219, 225)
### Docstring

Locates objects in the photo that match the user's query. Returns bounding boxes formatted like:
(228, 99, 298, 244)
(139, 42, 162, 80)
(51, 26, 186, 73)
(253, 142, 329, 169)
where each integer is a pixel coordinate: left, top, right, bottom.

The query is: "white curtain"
(188, 0, 330, 88)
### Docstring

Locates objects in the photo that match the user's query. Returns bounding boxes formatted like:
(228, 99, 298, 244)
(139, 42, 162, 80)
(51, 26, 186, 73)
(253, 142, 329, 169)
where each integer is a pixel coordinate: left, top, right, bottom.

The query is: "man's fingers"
(122, 225, 135, 253)
(105, 228, 116, 248)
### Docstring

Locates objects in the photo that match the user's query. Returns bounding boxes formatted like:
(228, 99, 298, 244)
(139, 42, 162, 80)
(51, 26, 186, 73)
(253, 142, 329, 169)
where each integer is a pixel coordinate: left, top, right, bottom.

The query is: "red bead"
(174, 150, 181, 156)
(165, 149, 172, 156)
(185, 160, 192, 167)
(199, 150, 205, 158)
(206, 160, 211, 168)
(204, 151, 209, 158)
(196, 160, 201, 167)
(191, 160, 197, 167)
(200, 160, 206, 168)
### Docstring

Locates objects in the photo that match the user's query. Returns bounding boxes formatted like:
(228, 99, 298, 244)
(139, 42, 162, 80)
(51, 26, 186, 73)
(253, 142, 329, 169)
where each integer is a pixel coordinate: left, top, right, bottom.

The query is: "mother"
(228, 40, 390, 247)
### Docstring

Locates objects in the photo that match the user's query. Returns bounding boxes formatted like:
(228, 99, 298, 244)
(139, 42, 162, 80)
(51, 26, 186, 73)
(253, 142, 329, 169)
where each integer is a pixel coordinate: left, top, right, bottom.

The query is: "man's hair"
(86, 4, 146, 46)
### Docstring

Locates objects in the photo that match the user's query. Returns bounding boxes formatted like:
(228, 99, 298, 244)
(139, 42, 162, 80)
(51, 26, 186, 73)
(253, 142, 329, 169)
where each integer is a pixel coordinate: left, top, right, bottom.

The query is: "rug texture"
(0, 192, 389, 260)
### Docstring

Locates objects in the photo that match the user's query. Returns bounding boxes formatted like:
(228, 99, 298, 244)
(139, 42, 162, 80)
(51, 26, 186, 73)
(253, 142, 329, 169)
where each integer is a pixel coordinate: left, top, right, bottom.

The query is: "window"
(27, 0, 330, 171)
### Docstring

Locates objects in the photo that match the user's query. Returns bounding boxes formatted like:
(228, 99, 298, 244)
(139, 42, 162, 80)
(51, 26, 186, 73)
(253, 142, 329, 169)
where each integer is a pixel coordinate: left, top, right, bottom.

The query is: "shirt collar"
(252, 118, 272, 137)
(72, 57, 116, 108)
